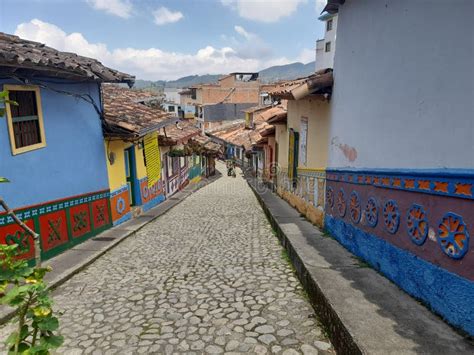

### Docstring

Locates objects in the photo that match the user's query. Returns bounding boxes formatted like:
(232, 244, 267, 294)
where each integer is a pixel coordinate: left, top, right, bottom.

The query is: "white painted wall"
(328, 0, 474, 169)
(315, 14, 338, 71)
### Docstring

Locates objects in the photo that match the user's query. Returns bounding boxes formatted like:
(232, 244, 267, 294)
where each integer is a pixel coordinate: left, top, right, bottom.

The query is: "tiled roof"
(267, 111, 287, 124)
(255, 104, 287, 123)
(269, 69, 333, 100)
(190, 135, 223, 154)
(102, 84, 175, 138)
(242, 105, 270, 114)
(260, 126, 275, 137)
(159, 120, 201, 146)
(209, 104, 286, 150)
(0, 32, 134, 85)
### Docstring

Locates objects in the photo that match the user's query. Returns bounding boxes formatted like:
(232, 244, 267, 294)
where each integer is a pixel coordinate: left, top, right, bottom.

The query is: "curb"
(246, 177, 361, 355)
(0, 173, 221, 326)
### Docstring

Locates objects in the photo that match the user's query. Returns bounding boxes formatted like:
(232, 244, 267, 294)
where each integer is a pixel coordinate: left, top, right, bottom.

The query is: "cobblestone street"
(9, 165, 334, 354)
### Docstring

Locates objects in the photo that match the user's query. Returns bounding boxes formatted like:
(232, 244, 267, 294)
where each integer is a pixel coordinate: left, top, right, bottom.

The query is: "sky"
(0, 0, 327, 80)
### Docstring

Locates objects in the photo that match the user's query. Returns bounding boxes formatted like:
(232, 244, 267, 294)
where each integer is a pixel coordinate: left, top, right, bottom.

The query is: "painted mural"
(276, 167, 326, 227)
(0, 190, 112, 261)
(324, 168, 474, 334)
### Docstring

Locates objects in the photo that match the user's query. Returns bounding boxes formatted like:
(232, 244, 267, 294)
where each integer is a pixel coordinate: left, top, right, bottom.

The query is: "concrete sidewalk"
(0, 172, 221, 325)
(246, 176, 473, 354)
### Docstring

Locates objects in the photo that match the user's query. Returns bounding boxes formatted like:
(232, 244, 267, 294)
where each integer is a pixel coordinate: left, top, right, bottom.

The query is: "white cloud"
(153, 7, 184, 26)
(14, 19, 313, 80)
(86, 0, 133, 18)
(296, 48, 315, 63)
(234, 25, 254, 41)
(231, 25, 272, 60)
(222, 0, 307, 23)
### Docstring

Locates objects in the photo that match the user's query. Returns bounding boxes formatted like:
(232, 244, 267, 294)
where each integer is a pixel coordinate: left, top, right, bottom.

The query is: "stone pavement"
(246, 175, 474, 354)
(0, 171, 220, 325)
(2, 163, 334, 354)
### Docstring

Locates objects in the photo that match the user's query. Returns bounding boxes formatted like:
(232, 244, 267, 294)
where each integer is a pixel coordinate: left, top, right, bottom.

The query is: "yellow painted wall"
(287, 97, 330, 169)
(275, 124, 288, 169)
(134, 143, 147, 180)
(104, 139, 148, 191)
(104, 140, 128, 191)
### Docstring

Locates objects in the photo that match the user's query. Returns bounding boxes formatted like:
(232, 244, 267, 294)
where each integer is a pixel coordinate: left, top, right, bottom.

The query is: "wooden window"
(326, 19, 333, 31)
(4, 85, 46, 155)
(325, 41, 331, 53)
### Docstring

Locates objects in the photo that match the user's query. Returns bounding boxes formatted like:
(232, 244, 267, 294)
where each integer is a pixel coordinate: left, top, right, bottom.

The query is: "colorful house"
(158, 120, 202, 197)
(0, 33, 133, 261)
(322, 0, 473, 335)
(268, 70, 333, 227)
(102, 85, 177, 225)
(208, 104, 286, 177)
(188, 135, 221, 177)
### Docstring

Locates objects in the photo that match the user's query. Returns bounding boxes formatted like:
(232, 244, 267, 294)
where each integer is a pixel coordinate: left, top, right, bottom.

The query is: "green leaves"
(0, 177, 9, 183)
(1, 243, 62, 354)
(41, 334, 63, 348)
(0, 89, 18, 118)
(36, 317, 59, 332)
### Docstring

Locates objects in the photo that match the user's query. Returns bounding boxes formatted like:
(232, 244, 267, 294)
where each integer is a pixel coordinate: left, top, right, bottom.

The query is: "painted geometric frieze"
(383, 200, 400, 234)
(69, 203, 91, 238)
(407, 204, 429, 245)
(336, 188, 347, 217)
(39, 210, 69, 251)
(350, 191, 361, 224)
(0, 190, 110, 227)
(92, 199, 110, 229)
(0, 190, 113, 262)
(317, 179, 325, 207)
(0, 219, 36, 260)
(326, 170, 474, 200)
(326, 173, 472, 262)
(326, 187, 334, 208)
(364, 197, 378, 228)
(140, 178, 163, 204)
(437, 212, 469, 259)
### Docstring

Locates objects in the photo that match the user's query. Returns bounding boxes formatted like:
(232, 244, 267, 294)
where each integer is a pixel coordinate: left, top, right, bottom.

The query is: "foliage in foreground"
(1, 89, 15, 183)
(0, 244, 63, 354)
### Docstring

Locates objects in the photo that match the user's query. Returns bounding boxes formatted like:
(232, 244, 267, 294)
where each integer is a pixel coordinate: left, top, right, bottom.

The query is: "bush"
(0, 244, 63, 354)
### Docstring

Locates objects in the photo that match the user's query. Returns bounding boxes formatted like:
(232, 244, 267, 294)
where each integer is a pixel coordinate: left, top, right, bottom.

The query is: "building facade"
(323, 0, 474, 335)
(270, 71, 333, 227)
(315, 13, 337, 71)
(180, 72, 262, 132)
(101, 85, 175, 225)
(0, 32, 134, 261)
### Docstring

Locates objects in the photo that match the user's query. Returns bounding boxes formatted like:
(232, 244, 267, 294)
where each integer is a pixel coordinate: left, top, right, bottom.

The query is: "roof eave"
(137, 117, 180, 137)
(321, 0, 345, 14)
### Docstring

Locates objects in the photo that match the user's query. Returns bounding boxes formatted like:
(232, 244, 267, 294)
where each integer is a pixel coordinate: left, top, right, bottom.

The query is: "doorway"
(124, 146, 137, 206)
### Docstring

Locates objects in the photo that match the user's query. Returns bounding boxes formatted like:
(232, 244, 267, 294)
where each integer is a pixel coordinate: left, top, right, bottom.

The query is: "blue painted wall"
(325, 215, 474, 335)
(0, 78, 109, 208)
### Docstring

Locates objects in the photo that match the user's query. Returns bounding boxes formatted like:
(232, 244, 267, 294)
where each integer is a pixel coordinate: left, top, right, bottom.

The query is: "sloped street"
(49, 164, 333, 354)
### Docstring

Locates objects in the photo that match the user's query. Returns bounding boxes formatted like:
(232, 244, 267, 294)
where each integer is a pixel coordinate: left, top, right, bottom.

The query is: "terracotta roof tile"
(102, 84, 174, 138)
(0, 32, 134, 85)
(160, 120, 201, 145)
(269, 69, 333, 100)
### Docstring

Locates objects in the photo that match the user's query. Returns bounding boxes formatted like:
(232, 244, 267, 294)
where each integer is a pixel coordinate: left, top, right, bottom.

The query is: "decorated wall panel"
(275, 167, 326, 227)
(0, 190, 112, 262)
(139, 177, 165, 212)
(110, 185, 131, 225)
(39, 210, 69, 252)
(325, 168, 474, 335)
